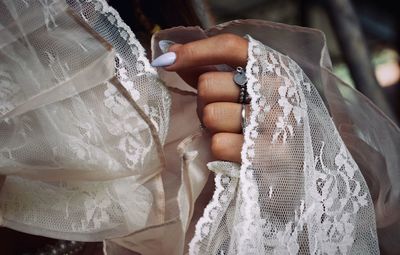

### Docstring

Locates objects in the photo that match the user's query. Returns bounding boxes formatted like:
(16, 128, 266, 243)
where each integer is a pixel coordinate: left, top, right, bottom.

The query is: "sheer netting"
(0, 1, 399, 254)
(0, 0, 170, 240)
(189, 36, 379, 254)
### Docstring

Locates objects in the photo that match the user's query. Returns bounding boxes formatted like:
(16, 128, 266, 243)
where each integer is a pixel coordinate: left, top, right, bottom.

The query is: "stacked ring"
(241, 103, 247, 131)
(233, 67, 249, 131)
(233, 67, 248, 104)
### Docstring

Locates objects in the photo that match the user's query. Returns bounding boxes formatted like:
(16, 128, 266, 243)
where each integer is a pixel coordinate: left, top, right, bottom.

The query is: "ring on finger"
(241, 103, 247, 132)
(233, 67, 249, 104)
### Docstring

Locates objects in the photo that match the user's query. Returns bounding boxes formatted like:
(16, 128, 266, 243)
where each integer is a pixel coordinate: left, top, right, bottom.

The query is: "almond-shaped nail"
(159, 40, 175, 53)
(151, 52, 176, 67)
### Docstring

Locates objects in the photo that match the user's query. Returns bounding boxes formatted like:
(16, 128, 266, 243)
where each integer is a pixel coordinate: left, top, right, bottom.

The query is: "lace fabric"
(189, 37, 379, 254)
(0, 1, 399, 254)
(0, 0, 170, 240)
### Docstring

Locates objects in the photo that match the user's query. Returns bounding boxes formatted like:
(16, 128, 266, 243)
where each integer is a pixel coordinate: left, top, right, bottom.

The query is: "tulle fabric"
(189, 35, 379, 254)
(0, 1, 399, 254)
(0, 0, 172, 240)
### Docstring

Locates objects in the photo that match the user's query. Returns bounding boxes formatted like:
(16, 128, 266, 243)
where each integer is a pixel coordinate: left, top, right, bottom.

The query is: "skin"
(164, 33, 249, 163)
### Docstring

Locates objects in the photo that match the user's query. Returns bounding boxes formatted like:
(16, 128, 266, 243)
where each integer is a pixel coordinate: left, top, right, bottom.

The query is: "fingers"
(174, 66, 217, 89)
(197, 72, 240, 104)
(195, 69, 246, 163)
(165, 34, 248, 71)
(202, 102, 242, 133)
(197, 71, 244, 133)
(152, 33, 249, 164)
(198, 72, 246, 163)
(211, 133, 243, 163)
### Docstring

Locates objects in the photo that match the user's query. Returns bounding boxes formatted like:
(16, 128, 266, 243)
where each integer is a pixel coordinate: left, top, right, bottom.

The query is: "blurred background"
(110, 0, 400, 121)
(205, 0, 400, 122)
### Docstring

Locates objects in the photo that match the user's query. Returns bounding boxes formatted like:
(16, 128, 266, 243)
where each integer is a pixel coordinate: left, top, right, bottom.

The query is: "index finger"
(164, 33, 248, 71)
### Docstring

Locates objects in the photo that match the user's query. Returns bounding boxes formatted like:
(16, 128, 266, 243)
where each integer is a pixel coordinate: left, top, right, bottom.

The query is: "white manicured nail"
(151, 52, 176, 67)
(159, 40, 175, 53)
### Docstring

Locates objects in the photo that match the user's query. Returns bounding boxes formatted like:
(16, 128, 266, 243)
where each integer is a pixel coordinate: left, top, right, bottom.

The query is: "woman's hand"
(152, 33, 249, 163)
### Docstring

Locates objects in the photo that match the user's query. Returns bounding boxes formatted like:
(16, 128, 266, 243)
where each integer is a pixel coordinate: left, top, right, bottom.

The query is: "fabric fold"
(0, 1, 398, 254)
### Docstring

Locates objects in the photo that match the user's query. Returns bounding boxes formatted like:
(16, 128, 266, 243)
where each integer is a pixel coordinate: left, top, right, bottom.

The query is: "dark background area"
(207, 0, 400, 122)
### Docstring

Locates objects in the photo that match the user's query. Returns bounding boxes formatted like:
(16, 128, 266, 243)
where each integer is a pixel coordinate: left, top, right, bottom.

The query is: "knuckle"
(211, 133, 226, 158)
(182, 44, 196, 60)
(218, 33, 241, 50)
(197, 73, 213, 100)
(202, 104, 217, 128)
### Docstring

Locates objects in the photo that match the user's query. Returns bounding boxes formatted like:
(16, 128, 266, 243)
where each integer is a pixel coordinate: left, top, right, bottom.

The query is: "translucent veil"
(189, 36, 379, 254)
(0, 1, 399, 254)
(0, 0, 171, 240)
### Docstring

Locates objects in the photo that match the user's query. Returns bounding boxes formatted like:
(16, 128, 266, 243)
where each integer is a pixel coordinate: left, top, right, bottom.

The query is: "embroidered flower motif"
(335, 144, 357, 178)
(272, 116, 293, 143)
(39, 0, 58, 29)
(0, 70, 19, 115)
(103, 82, 151, 169)
(83, 192, 112, 229)
(118, 134, 143, 168)
(302, 142, 370, 254)
(269, 53, 307, 144)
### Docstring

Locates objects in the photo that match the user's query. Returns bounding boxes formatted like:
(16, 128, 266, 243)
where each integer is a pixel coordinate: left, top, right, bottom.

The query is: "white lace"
(0, 0, 382, 252)
(189, 161, 240, 254)
(0, 0, 170, 241)
(189, 36, 379, 254)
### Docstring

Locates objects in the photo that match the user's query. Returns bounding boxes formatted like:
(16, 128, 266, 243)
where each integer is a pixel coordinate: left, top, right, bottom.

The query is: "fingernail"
(159, 39, 175, 53)
(151, 52, 176, 67)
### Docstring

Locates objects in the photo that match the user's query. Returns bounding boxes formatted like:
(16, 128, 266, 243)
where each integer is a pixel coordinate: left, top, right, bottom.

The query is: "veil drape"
(0, 1, 399, 254)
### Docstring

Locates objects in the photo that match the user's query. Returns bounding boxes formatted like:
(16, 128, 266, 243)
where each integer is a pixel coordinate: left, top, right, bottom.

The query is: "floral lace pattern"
(0, 0, 170, 240)
(189, 162, 240, 254)
(103, 79, 151, 169)
(0, 0, 380, 251)
(271, 53, 310, 144)
(189, 36, 379, 254)
(0, 70, 19, 115)
(74, 0, 171, 143)
(0, 175, 152, 235)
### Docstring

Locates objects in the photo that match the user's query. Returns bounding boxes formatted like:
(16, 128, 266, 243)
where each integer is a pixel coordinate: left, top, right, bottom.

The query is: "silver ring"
(241, 103, 247, 131)
(233, 66, 248, 104)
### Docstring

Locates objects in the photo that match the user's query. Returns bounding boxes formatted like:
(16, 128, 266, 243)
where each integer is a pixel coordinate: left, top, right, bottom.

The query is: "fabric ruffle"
(0, 1, 399, 254)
